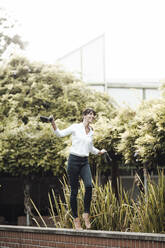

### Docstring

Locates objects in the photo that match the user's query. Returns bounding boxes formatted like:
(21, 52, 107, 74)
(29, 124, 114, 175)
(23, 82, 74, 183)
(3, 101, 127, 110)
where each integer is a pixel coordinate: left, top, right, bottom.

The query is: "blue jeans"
(67, 154, 93, 218)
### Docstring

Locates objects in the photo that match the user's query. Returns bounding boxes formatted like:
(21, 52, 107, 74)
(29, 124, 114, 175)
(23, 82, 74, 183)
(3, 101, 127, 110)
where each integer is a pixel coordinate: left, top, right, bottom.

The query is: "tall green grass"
(130, 171, 165, 233)
(31, 171, 165, 233)
(90, 177, 134, 231)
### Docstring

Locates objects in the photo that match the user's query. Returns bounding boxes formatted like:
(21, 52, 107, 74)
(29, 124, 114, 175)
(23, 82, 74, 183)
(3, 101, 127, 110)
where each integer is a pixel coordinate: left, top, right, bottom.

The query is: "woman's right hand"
(49, 115, 54, 123)
(50, 116, 57, 130)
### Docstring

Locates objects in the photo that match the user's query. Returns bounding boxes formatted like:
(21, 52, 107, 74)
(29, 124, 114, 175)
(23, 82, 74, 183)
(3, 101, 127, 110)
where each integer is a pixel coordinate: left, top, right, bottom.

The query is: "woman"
(51, 108, 106, 230)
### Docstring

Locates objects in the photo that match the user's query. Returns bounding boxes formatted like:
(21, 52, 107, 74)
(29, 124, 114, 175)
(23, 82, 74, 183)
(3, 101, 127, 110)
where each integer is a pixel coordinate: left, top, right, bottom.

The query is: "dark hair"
(83, 108, 96, 116)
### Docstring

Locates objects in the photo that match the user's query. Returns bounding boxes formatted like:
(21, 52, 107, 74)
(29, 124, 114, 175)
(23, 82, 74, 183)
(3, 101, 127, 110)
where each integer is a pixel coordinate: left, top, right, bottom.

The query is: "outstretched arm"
(51, 117, 57, 131)
(50, 116, 74, 137)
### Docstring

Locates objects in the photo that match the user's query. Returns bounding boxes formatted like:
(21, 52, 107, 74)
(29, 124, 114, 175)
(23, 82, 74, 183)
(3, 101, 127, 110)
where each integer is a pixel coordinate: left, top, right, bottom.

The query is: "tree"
(0, 56, 115, 179)
(117, 96, 165, 192)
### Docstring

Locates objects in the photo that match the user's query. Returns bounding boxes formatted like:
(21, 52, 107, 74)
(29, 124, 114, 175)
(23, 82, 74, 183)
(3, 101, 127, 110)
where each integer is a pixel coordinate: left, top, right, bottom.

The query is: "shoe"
(73, 217, 83, 230)
(82, 213, 91, 229)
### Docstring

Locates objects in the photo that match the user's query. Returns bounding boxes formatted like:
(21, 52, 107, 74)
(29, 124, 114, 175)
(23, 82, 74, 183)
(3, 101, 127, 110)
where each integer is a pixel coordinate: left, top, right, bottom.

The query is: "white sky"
(1, 0, 165, 82)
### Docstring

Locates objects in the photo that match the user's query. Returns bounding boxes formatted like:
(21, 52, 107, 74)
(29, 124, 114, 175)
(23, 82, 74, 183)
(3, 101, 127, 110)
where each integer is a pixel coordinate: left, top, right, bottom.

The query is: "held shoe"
(82, 213, 91, 229)
(73, 217, 83, 230)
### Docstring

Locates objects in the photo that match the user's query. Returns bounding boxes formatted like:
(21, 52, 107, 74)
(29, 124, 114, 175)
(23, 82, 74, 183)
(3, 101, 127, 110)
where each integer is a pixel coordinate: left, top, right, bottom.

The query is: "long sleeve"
(53, 122, 99, 157)
(90, 143, 99, 155)
(54, 124, 75, 137)
(89, 134, 99, 155)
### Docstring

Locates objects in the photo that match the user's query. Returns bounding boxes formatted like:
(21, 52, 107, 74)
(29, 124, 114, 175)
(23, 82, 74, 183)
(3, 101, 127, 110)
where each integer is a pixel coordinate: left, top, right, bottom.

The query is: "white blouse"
(54, 123, 99, 157)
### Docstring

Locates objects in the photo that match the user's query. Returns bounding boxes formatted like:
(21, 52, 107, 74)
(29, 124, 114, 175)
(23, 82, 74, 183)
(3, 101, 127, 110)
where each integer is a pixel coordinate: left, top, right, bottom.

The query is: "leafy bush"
(0, 56, 115, 178)
(117, 98, 165, 171)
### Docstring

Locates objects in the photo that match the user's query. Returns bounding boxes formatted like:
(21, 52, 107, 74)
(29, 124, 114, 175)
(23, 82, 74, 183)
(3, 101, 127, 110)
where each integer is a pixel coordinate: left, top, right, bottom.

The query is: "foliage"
(117, 98, 165, 171)
(0, 56, 115, 177)
(91, 107, 136, 174)
(32, 174, 134, 231)
(130, 171, 165, 233)
(0, 120, 67, 176)
(32, 172, 165, 233)
(1, 55, 165, 181)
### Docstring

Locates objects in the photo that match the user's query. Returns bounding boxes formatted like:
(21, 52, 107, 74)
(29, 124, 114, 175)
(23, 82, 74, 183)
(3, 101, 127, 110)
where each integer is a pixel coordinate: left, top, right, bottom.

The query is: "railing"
(87, 81, 162, 108)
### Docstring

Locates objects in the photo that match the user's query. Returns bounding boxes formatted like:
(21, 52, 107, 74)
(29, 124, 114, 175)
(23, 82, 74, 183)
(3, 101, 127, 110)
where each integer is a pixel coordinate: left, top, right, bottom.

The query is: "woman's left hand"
(99, 149, 107, 155)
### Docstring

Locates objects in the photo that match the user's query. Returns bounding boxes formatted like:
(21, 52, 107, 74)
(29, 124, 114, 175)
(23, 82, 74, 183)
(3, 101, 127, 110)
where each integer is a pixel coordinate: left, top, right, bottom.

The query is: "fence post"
(24, 183, 31, 226)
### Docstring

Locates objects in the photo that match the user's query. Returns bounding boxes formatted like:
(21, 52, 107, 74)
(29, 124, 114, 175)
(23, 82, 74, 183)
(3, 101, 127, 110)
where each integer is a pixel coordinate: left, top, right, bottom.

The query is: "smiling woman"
(50, 108, 106, 230)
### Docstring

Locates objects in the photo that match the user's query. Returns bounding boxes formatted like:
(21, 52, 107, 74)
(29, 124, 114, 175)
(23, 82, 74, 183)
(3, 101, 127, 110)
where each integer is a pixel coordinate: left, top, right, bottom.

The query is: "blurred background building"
(57, 34, 161, 109)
